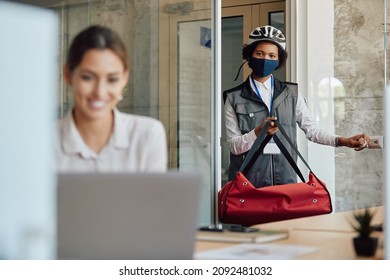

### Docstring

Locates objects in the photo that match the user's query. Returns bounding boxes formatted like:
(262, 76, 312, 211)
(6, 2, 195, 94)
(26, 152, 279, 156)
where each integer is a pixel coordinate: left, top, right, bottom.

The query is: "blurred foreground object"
(0, 1, 58, 259)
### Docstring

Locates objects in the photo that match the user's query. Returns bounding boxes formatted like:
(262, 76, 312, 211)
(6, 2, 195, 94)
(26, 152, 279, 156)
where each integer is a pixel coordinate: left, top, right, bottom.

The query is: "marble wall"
(334, 0, 386, 211)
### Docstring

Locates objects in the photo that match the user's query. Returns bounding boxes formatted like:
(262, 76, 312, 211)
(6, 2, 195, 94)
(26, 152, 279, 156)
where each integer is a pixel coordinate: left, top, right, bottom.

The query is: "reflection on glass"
(269, 11, 285, 34)
(269, 11, 285, 81)
(178, 20, 212, 226)
(221, 16, 243, 186)
(13, 0, 215, 228)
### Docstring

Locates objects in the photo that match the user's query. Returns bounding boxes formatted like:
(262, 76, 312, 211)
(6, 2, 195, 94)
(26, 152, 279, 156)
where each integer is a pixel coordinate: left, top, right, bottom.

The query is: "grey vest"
(223, 77, 299, 188)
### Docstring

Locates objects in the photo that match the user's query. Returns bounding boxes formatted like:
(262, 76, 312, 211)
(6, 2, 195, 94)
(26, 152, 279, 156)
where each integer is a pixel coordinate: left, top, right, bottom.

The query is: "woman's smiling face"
(65, 48, 128, 122)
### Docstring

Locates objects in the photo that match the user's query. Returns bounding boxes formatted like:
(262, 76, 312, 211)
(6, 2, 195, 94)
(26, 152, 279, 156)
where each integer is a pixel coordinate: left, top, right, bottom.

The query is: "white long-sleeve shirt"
(225, 76, 337, 155)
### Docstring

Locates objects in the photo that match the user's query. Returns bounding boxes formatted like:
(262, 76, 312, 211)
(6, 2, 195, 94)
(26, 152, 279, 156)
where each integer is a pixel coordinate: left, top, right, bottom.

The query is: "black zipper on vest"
(268, 108, 275, 186)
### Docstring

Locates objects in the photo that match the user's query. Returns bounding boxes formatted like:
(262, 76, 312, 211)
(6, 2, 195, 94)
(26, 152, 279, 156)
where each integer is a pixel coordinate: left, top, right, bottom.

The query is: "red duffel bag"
(218, 122, 333, 226)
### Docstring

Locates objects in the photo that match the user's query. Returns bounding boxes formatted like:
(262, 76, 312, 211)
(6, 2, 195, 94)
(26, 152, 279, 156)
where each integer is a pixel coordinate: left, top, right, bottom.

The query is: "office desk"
(195, 207, 384, 259)
(258, 206, 384, 233)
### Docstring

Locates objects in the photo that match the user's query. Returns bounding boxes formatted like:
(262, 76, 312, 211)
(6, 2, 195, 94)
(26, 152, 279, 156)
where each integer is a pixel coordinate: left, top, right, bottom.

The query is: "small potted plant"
(351, 208, 378, 257)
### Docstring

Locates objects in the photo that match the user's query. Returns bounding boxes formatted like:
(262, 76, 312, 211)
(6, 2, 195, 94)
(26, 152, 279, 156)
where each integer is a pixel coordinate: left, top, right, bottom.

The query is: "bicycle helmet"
(248, 25, 286, 51)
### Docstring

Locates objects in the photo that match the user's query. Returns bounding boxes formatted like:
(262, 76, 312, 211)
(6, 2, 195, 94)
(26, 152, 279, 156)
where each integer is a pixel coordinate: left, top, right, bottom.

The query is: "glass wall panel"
(221, 16, 243, 186)
(298, 0, 385, 211)
(332, 0, 384, 210)
(178, 20, 212, 225)
(17, 0, 215, 226)
(57, 3, 91, 117)
(12, 0, 387, 233)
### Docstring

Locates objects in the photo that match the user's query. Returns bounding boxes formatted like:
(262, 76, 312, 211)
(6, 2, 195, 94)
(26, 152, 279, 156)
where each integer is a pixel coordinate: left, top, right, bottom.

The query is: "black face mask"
(248, 57, 279, 77)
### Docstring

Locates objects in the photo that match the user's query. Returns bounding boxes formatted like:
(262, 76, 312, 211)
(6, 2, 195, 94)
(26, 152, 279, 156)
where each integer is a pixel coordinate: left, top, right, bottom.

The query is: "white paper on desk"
(194, 243, 318, 260)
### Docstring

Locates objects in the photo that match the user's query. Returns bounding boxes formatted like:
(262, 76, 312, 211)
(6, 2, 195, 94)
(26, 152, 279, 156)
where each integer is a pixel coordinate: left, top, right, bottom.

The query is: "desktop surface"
(195, 207, 384, 260)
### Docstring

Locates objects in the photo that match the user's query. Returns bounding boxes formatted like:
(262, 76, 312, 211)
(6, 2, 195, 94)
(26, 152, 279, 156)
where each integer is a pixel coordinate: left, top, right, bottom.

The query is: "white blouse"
(57, 108, 168, 172)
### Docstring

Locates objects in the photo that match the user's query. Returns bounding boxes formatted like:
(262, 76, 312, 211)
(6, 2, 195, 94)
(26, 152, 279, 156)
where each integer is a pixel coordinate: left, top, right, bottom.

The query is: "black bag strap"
(274, 123, 313, 173)
(272, 134, 306, 182)
(239, 122, 272, 175)
(239, 120, 313, 182)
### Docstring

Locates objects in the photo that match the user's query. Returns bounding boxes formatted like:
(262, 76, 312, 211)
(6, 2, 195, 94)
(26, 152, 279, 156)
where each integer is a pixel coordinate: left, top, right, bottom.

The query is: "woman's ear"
(63, 65, 72, 86)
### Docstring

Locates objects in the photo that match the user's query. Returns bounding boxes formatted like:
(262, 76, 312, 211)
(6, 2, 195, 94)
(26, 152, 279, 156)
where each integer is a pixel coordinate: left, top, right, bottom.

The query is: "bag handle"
(239, 120, 312, 182)
(239, 121, 272, 175)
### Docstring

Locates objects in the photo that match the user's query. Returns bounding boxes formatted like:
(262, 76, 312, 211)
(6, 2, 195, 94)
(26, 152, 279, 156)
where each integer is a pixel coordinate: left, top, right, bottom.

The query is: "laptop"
(56, 172, 202, 260)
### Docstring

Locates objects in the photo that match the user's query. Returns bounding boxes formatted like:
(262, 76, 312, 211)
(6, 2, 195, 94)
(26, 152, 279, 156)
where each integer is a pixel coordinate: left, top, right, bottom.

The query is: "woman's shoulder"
(223, 78, 249, 94)
(274, 78, 298, 87)
(115, 111, 166, 146)
(223, 78, 250, 102)
(274, 78, 298, 96)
